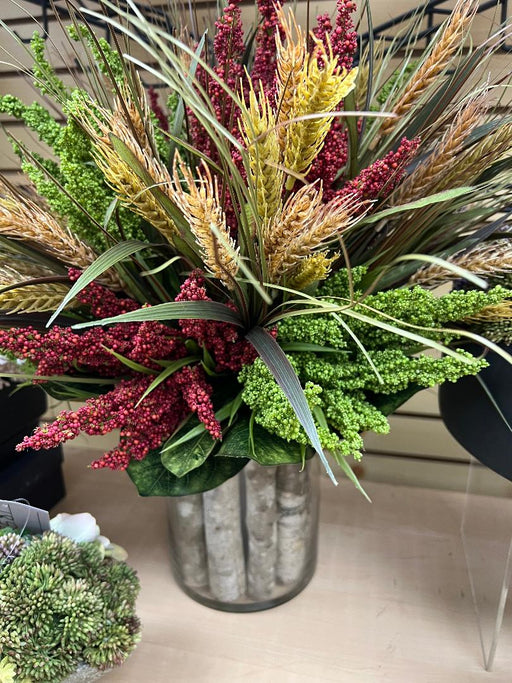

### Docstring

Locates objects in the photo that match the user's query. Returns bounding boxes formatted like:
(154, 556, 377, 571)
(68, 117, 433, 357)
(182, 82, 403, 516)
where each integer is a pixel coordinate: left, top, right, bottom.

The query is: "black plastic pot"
(439, 344, 512, 482)
(0, 380, 65, 509)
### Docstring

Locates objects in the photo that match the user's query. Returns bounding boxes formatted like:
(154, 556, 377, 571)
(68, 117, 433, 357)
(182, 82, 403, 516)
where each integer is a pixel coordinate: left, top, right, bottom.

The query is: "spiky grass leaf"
(135, 356, 198, 406)
(47, 240, 151, 326)
(73, 300, 243, 329)
(358, 187, 474, 226)
(245, 326, 337, 485)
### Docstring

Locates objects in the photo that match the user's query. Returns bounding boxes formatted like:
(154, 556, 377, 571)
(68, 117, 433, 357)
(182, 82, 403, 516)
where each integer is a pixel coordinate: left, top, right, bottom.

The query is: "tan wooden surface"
(54, 447, 512, 682)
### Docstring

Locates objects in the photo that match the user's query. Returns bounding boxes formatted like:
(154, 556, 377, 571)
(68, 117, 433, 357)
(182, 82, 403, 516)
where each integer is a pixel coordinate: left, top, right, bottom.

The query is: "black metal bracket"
(360, 0, 511, 53)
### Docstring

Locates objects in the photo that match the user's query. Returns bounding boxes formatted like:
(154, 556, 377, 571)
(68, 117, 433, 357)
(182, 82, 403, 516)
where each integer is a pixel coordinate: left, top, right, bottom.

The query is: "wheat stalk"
(240, 83, 283, 223)
(288, 252, 337, 290)
(275, 8, 306, 153)
(409, 239, 512, 287)
(0, 265, 75, 314)
(172, 157, 239, 288)
(380, 0, 478, 137)
(464, 300, 512, 323)
(265, 185, 361, 281)
(283, 40, 358, 189)
(433, 121, 512, 191)
(394, 94, 486, 205)
(75, 93, 179, 244)
(0, 192, 92, 267)
(0, 255, 53, 280)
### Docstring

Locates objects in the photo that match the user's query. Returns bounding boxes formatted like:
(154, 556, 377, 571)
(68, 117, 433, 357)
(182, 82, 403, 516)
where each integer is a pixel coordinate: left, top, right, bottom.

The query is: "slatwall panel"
(3, 1, 507, 491)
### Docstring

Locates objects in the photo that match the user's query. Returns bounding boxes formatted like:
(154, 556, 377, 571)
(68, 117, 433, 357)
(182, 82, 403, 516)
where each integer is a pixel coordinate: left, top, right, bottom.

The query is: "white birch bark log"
(203, 475, 245, 601)
(173, 495, 208, 588)
(63, 664, 104, 682)
(276, 463, 310, 585)
(244, 461, 277, 599)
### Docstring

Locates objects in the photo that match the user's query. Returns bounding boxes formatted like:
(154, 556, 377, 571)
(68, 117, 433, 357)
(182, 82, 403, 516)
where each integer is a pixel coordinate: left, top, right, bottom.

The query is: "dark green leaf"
(161, 417, 218, 477)
(366, 384, 421, 416)
(126, 448, 247, 496)
(280, 342, 347, 354)
(359, 187, 474, 225)
(216, 416, 306, 466)
(103, 346, 157, 375)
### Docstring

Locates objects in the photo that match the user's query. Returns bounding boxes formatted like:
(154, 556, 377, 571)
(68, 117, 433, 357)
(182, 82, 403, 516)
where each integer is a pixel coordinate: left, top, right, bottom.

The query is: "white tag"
(0, 500, 51, 534)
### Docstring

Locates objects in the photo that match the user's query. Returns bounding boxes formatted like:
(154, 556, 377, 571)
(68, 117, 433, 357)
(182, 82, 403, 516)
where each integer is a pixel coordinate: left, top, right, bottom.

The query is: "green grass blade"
(73, 300, 244, 329)
(47, 240, 152, 327)
(135, 356, 198, 406)
(245, 326, 338, 485)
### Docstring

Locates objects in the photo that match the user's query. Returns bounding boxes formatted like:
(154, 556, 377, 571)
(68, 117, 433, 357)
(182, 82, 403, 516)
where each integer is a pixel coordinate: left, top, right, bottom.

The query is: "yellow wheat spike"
(283, 40, 358, 189)
(394, 95, 486, 205)
(0, 186, 123, 290)
(288, 253, 337, 290)
(0, 255, 53, 280)
(0, 277, 75, 314)
(117, 76, 155, 155)
(91, 143, 178, 245)
(172, 157, 239, 288)
(0, 189, 111, 277)
(275, 7, 307, 153)
(265, 184, 361, 281)
(465, 300, 512, 324)
(75, 94, 179, 244)
(433, 120, 512, 192)
(240, 82, 283, 223)
(380, 0, 478, 137)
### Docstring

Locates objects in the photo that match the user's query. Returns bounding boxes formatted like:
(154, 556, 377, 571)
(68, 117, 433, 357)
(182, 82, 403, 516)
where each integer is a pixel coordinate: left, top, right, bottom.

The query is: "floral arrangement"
(0, 0, 510, 495)
(0, 512, 140, 682)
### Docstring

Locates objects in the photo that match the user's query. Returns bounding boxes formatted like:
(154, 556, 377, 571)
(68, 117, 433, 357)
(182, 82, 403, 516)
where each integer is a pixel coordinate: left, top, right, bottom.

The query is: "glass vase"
(63, 664, 105, 682)
(167, 458, 319, 612)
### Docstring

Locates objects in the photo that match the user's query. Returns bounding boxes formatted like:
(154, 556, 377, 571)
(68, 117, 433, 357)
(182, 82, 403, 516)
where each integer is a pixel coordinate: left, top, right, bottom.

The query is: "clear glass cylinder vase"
(167, 458, 319, 612)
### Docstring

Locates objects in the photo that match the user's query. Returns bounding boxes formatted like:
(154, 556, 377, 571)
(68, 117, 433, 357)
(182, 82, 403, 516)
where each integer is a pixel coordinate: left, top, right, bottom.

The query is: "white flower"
(50, 513, 128, 560)
(50, 512, 100, 543)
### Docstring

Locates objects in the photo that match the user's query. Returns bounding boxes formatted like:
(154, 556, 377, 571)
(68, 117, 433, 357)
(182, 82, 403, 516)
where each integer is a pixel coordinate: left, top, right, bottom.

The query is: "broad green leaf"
(136, 356, 198, 406)
(126, 448, 247, 496)
(216, 416, 306, 466)
(73, 300, 243, 329)
(161, 400, 236, 453)
(47, 240, 151, 326)
(366, 384, 422, 416)
(161, 417, 218, 477)
(245, 327, 337, 485)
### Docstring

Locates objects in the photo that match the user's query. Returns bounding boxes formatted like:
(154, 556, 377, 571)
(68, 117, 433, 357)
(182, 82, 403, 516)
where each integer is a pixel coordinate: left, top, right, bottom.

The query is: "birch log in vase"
(203, 475, 245, 601)
(173, 495, 208, 588)
(276, 463, 310, 585)
(244, 461, 277, 600)
(63, 664, 104, 682)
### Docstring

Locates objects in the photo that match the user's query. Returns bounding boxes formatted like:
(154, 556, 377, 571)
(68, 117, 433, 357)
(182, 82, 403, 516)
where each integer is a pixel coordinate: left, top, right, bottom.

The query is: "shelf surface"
(54, 447, 512, 682)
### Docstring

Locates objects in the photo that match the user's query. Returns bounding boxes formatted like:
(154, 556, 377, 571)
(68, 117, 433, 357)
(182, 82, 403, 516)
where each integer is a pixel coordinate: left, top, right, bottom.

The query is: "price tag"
(0, 500, 50, 535)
